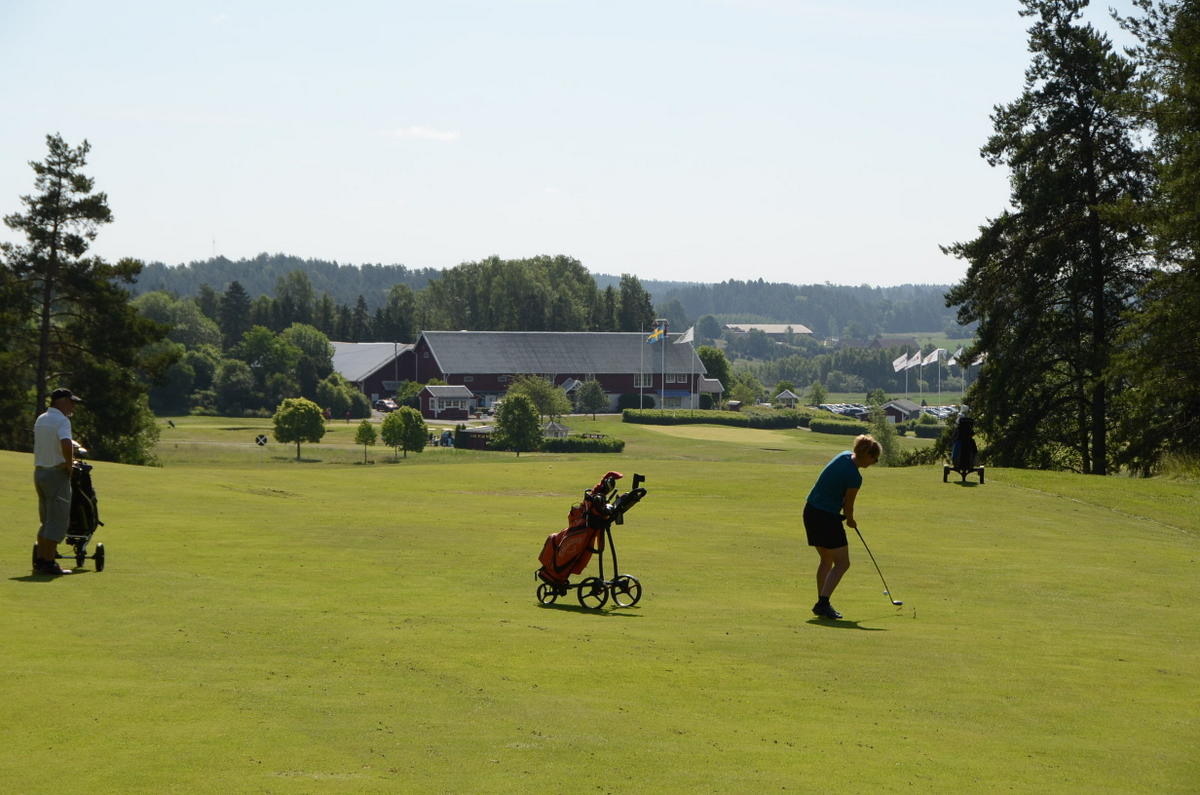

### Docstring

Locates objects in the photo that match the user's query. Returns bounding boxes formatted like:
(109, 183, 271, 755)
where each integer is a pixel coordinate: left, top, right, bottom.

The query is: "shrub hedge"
(808, 417, 871, 435)
(911, 423, 946, 439)
(540, 435, 625, 453)
(622, 409, 813, 429)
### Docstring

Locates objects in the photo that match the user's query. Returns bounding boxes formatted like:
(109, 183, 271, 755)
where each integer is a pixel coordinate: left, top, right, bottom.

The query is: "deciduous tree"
(354, 419, 377, 464)
(380, 406, 427, 459)
(506, 375, 571, 419)
(492, 393, 542, 456)
(272, 397, 326, 460)
(575, 379, 608, 419)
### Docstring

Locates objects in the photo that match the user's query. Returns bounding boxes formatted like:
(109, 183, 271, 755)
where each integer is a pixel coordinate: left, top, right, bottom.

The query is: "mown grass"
(0, 415, 1196, 792)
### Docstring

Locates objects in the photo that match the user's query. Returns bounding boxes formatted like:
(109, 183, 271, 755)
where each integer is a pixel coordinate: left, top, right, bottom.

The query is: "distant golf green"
(1, 415, 1196, 791)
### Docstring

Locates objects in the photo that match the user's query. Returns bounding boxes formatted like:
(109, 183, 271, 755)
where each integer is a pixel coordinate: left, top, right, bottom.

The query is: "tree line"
(134, 256, 967, 342)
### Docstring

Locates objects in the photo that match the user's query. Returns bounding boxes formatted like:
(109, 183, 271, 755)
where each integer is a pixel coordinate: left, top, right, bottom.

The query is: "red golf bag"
(535, 473, 620, 587)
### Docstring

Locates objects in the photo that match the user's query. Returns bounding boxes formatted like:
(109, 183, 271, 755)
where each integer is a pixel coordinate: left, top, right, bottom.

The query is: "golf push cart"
(32, 454, 106, 573)
(535, 471, 647, 609)
(944, 414, 984, 484)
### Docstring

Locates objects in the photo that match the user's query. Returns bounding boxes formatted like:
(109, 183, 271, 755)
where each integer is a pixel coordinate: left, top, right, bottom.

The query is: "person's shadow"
(10, 570, 92, 583)
(805, 618, 887, 631)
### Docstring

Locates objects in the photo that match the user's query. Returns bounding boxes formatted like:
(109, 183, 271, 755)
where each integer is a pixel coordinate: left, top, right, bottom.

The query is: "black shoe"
(34, 559, 71, 575)
(812, 601, 842, 619)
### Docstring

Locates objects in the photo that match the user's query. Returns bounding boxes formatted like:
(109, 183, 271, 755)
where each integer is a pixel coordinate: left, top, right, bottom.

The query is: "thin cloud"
(382, 126, 461, 142)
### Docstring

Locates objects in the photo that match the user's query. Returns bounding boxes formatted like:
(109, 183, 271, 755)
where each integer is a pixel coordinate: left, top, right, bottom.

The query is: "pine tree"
(1111, 0, 1200, 473)
(944, 0, 1152, 474)
(220, 280, 252, 349)
(1, 134, 167, 462)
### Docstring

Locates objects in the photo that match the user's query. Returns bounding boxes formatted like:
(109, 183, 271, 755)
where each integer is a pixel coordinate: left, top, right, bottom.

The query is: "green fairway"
(2, 416, 1196, 792)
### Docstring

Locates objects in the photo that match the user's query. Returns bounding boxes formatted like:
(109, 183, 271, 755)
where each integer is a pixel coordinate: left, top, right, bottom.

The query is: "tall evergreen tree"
(219, 280, 252, 349)
(944, 0, 1152, 474)
(1111, 0, 1200, 473)
(196, 283, 220, 322)
(617, 274, 655, 332)
(350, 295, 371, 341)
(1, 134, 167, 462)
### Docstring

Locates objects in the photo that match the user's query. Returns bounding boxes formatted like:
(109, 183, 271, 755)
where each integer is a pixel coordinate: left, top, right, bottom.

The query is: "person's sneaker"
(812, 600, 842, 619)
(33, 559, 71, 575)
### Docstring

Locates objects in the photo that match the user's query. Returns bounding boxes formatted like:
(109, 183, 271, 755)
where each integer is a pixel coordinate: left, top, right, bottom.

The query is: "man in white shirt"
(33, 388, 84, 575)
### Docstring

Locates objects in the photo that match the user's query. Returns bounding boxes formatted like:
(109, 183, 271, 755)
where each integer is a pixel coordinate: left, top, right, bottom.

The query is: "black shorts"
(804, 502, 847, 549)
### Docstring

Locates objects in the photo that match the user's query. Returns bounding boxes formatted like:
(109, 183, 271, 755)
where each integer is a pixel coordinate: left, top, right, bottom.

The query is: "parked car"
(374, 398, 398, 412)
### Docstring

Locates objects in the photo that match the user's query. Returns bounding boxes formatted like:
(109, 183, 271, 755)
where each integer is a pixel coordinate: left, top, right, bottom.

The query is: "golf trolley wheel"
(536, 582, 558, 605)
(94, 543, 105, 572)
(576, 576, 609, 610)
(32, 544, 38, 569)
(75, 547, 86, 569)
(610, 574, 642, 607)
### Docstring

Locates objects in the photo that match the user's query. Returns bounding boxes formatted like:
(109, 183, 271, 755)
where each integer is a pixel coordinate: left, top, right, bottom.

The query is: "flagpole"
(905, 349, 909, 399)
(639, 326, 644, 410)
(658, 318, 667, 409)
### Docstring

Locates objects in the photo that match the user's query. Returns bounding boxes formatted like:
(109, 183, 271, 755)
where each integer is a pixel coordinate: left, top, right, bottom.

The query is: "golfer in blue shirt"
(804, 434, 882, 619)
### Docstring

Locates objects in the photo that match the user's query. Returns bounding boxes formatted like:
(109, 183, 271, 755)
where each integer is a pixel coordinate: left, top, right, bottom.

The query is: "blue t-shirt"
(806, 451, 863, 515)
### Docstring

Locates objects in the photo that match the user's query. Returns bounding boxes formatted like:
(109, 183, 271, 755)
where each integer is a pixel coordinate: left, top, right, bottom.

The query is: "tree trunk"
(35, 217, 61, 413)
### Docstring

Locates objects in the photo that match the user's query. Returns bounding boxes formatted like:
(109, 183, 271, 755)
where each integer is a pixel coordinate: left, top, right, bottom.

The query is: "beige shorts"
(35, 467, 72, 542)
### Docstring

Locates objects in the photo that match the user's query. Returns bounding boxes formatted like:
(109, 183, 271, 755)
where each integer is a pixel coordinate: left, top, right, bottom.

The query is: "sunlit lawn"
(0, 414, 1195, 792)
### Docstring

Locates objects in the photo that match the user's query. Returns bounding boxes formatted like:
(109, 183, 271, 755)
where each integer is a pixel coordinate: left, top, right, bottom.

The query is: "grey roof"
(331, 342, 411, 383)
(886, 399, 921, 413)
(776, 389, 802, 400)
(422, 385, 475, 398)
(725, 323, 814, 335)
(699, 377, 723, 393)
(421, 331, 706, 375)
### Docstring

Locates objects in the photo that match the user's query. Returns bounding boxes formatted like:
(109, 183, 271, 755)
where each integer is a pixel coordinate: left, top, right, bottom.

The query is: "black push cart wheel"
(536, 582, 558, 605)
(75, 548, 86, 569)
(32, 544, 38, 569)
(577, 576, 608, 609)
(94, 543, 105, 572)
(610, 574, 642, 607)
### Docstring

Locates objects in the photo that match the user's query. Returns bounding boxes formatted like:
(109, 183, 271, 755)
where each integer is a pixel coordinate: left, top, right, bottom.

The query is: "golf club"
(853, 526, 903, 606)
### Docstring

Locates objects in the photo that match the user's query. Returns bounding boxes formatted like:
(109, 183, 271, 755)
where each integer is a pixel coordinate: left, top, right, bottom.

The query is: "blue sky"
(1, 1, 1136, 286)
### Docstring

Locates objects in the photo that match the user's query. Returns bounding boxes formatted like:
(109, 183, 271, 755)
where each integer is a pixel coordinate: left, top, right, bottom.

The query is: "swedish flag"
(646, 325, 664, 344)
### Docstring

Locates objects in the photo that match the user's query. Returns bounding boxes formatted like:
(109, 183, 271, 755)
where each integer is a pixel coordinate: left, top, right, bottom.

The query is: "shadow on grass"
(10, 569, 93, 583)
(536, 603, 642, 617)
(805, 617, 887, 631)
(949, 480, 981, 488)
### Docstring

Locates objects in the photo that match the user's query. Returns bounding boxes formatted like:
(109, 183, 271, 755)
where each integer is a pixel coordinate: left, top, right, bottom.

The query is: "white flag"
(892, 353, 908, 373)
(947, 347, 963, 366)
(922, 348, 945, 366)
(675, 326, 694, 344)
(906, 351, 923, 370)
(972, 352, 986, 366)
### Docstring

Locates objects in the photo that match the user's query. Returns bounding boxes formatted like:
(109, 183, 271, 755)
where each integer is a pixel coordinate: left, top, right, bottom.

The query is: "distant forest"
(134, 253, 968, 339)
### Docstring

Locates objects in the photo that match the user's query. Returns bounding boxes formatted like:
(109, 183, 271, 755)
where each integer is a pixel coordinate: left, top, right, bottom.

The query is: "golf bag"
(944, 414, 984, 483)
(69, 461, 103, 537)
(950, 416, 978, 471)
(536, 473, 619, 587)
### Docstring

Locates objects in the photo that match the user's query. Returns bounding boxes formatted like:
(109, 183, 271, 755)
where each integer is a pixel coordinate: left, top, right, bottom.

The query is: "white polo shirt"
(33, 407, 72, 468)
